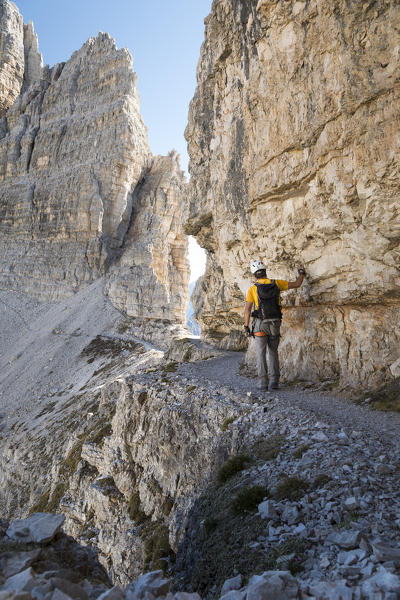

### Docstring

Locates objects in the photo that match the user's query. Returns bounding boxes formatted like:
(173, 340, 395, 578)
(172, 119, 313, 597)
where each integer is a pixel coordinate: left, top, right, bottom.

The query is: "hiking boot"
(268, 381, 279, 391)
(257, 379, 267, 392)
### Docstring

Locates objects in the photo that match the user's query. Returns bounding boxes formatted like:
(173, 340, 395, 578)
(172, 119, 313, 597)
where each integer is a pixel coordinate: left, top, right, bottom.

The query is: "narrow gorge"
(0, 1, 399, 600)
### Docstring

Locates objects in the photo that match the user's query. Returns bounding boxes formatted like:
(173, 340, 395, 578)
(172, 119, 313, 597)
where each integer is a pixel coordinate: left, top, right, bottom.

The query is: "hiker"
(243, 260, 305, 392)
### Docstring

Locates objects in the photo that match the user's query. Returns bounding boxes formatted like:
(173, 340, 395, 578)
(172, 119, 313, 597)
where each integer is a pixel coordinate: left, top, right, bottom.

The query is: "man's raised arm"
(287, 268, 306, 290)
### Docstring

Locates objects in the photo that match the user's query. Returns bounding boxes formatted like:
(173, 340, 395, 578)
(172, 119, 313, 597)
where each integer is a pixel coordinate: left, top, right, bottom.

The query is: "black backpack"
(253, 280, 282, 320)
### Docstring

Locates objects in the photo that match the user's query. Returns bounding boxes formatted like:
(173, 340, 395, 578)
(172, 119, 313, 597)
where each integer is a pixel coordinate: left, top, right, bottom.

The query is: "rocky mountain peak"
(0, 2, 189, 333)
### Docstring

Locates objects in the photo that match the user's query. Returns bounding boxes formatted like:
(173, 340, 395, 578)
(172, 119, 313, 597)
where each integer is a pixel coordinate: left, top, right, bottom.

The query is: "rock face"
(0, 31, 150, 300)
(22, 21, 43, 90)
(186, 0, 400, 388)
(0, 1, 188, 330)
(0, 0, 24, 115)
(105, 152, 189, 327)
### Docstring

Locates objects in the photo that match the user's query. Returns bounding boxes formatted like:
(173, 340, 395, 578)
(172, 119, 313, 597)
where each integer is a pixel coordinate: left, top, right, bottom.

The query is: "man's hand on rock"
(244, 325, 251, 337)
(298, 267, 306, 276)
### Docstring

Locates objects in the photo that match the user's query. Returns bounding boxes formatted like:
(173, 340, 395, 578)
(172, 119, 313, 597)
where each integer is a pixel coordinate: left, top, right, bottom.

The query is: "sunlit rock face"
(0, 0, 25, 115)
(23, 20, 43, 90)
(0, 2, 189, 328)
(186, 0, 400, 388)
(106, 152, 190, 325)
(0, 32, 150, 300)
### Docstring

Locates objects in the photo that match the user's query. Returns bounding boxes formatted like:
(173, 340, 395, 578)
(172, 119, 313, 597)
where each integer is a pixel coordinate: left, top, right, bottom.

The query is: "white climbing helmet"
(250, 259, 266, 274)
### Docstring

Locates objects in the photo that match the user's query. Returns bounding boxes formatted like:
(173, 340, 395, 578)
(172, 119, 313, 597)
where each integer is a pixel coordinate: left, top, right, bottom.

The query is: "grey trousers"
(254, 318, 281, 385)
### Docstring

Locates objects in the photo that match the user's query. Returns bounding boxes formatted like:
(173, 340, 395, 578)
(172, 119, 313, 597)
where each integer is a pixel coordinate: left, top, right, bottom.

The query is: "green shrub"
(232, 485, 268, 514)
(293, 444, 310, 459)
(252, 435, 285, 461)
(128, 492, 147, 524)
(217, 455, 250, 483)
(275, 476, 309, 501)
(313, 473, 332, 488)
(163, 362, 178, 373)
(142, 523, 174, 573)
(221, 417, 236, 431)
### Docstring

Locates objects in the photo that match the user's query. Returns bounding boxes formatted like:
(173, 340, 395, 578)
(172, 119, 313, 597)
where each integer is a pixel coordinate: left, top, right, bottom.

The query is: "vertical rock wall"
(106, 152, 190, 326)
(0, 0, 189, 328)
(0, 32, 150, 299)
(186, 0, 400, 388)
(23, 21, 43, 89)
(0, 0, 24, 115)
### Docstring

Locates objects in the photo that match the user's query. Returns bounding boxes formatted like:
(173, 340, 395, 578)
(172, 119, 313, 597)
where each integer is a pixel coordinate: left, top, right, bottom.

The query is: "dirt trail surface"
(175, 352, 400, 445)
(1, 280, 398, 440)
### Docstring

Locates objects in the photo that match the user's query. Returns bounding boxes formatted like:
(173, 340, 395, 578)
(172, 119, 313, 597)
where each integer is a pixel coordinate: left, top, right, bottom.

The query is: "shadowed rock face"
(0, 1, 189, 327)
(186, 0, 400, 388)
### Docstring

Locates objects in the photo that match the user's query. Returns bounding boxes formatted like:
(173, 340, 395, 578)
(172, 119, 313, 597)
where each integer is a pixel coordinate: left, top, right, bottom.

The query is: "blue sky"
(17, 0, 210, 281)
(17, 0, 212, 174)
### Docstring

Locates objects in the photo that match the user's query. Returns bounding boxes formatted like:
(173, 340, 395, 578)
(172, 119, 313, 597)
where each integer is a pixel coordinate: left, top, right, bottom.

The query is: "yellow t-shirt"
(246, 278, 289, 307)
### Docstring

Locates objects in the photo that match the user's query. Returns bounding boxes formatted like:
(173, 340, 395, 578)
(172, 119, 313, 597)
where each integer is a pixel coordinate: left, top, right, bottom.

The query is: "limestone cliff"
(0, 0, 189, 331)
(186, 0, 400, 388)
(0, 0, 24, 115)
(106, 152, 189, 329)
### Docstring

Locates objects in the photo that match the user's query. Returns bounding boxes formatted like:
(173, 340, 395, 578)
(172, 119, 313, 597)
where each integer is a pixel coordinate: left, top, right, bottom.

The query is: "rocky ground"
(1, 289, 400, 599)
(141, 354, 400, 599)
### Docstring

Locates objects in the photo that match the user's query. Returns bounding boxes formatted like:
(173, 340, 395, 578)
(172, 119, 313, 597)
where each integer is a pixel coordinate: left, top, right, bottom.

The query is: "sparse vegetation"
(35, 401, 57, 419)
(185, 385, 197, 393)
(268, 536, 309, 575)
(28, 490, 50, 514)
(313, 473, 332, 488)
(141, 521, 174, 573)
(293, 443, 310, 459)
(275, 476, 309, 501)
(203, 518, 218, 535)
(117, 320, 131, 334)
(90, 423, 112, 447)
(128, 493, 147, 523)
(94, 476, 122, 500)
(80, 335, 140, 361)
(338, 510, 361, 529)
(163, 362, 178, 374)
(221, 416, 236, 431)
(28, 482, 67, 515)
(367, 379, 400, 412)
(251, 435, 285, 461)
(231, 485, 268, 514)
(186, 472, 309, 596)
(46, 483, 67, 511)
(217, 454, 251, 483)
(162, 496, 174, 516)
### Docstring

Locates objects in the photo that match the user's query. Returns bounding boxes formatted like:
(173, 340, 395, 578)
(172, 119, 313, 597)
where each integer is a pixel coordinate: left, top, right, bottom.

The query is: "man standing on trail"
(244, 260, 305, 392)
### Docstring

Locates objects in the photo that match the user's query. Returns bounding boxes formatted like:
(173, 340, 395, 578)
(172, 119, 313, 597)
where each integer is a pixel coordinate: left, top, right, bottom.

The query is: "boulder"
(0, 568, 36, 593)
(0, 550, 41, 578)
(125, 571, 170, 600)
(97, 587, 125, 600)
(327, 531, 362, 550)
(220, 575, 242, 596)
(6, 513, 65, 544)
(361, 566, 400, 595)
(246, 571, 298, 600)
(371, 540, 400, 562)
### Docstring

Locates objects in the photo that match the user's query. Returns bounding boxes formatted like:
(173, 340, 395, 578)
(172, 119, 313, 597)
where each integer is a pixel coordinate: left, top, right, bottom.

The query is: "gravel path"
(177, 352, 400, 445)
(1, 283, 398, 444)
